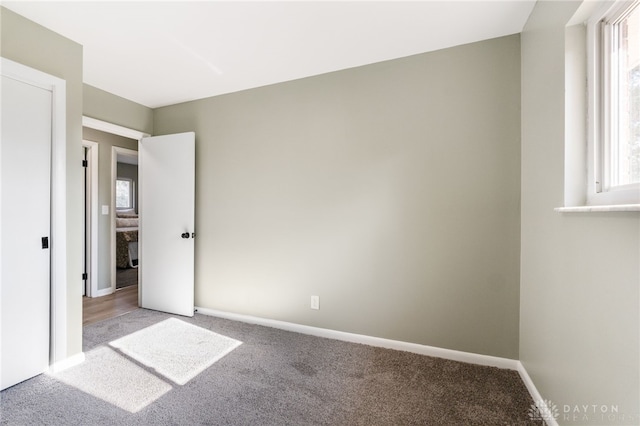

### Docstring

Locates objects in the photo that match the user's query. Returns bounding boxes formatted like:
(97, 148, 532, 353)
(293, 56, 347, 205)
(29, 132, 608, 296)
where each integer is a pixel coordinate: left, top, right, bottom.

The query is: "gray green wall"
(1, 6, 152, 355)
(84, 84, 153, 135)
(155, 35, 522, 359)
(8, 5, 636, 416)
(520, 1, 640, 422)
(1, 7, 84, 357)
(82, 128, 137, 291)
(82, 77, 150, 293)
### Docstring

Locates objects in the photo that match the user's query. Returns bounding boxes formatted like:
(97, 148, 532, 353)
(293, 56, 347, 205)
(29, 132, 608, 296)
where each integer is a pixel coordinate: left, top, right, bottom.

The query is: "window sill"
(554, 204, 640, 213)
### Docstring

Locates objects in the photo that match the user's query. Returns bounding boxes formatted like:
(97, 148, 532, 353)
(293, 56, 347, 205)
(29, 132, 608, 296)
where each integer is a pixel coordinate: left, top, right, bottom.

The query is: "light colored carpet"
(52, 346, 171, 413)
(2, 309, 541, 425)
(51, 317, 241, 413)
(110, 317, 242, 385)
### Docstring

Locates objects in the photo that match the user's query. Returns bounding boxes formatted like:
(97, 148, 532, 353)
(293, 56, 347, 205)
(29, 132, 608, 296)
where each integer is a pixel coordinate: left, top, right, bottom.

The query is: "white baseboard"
(48, 352, 85, 374)
(196, 307, 557, 422)
(195, 307, 520, 370)
(91, 287, 113, 298)
(517, 362, 558, 426)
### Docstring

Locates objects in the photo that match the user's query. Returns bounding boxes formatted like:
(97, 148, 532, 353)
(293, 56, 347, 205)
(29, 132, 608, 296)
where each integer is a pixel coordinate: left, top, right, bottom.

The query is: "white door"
(139, 132, 195, 317)
(1, 76, 52, 390)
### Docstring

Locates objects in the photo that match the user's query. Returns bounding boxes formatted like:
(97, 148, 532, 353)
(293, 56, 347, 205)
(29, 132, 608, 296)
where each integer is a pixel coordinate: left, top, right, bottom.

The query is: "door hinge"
(82, 160, 88, 168)
(82, 273, 88, 281)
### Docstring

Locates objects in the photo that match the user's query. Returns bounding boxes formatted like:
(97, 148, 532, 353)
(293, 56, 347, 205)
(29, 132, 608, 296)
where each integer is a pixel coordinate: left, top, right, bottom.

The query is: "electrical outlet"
(310, 295, 320, 310)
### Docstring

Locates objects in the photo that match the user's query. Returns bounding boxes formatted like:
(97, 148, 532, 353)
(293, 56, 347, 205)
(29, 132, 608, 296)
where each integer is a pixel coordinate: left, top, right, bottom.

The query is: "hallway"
(83, 286, 138, 326)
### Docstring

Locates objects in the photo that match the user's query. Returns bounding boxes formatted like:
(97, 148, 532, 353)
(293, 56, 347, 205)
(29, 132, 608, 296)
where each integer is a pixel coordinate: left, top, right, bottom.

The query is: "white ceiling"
(3, 1, 536, 109)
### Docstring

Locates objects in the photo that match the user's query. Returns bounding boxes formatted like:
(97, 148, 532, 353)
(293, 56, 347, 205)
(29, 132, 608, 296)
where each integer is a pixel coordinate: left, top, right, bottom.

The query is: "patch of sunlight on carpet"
(51, 346, 172, 413)
(110, 317, 242, 385)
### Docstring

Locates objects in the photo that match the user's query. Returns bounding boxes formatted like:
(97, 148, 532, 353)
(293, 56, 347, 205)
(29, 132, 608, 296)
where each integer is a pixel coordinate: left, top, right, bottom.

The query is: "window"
(590, 0, 640, 205)
(116, 178, 134, 209)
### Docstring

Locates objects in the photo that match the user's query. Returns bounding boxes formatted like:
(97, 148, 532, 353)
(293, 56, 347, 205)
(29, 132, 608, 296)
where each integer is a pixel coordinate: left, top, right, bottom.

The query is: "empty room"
(1, 1, 638, 425)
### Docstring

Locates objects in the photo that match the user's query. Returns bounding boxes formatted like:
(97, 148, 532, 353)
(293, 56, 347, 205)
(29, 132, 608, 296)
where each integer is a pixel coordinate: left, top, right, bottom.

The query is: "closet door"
(1, 75, 52, 390)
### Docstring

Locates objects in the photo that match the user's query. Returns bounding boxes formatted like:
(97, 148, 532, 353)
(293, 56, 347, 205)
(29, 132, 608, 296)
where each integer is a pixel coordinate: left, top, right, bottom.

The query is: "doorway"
(113, 148, 139, 291)
(81, 120, 196, 321)
(81, 117, 149, 324)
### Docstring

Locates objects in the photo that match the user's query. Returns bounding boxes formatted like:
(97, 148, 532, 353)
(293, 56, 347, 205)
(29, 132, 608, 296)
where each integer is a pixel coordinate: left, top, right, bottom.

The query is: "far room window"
(591, 0, 640, 204)
(116, 178, 134, 209)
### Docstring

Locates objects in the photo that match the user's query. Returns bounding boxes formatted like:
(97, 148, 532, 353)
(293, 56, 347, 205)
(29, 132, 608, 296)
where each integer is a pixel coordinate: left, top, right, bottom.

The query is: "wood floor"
(83, 285, 139, 326)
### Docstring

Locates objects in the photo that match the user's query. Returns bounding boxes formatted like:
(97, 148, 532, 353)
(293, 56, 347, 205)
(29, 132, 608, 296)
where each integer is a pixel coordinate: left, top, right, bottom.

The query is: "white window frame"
(587, 0, 640, 206)
(116, 177, 134, 210)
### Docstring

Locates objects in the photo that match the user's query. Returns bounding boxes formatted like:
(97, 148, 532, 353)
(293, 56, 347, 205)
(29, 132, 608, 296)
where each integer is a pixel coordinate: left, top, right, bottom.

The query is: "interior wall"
(83, 127, 137, 292)
(520, 1, 640, 422)
(154, 34, 522, 359)
(82, 81, 149, 293)
(1, 6, 84, 357)
(84, 84, 153, 135)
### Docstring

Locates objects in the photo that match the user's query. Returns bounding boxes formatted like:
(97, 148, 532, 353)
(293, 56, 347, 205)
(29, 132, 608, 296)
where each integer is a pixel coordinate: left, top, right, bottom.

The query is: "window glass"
(116, 179, 132, 209)
(612, 3, 640, 187)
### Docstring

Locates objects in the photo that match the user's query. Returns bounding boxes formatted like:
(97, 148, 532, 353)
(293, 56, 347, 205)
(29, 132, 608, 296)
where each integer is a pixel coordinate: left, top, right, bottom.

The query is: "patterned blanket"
(116, 229, 138, 269)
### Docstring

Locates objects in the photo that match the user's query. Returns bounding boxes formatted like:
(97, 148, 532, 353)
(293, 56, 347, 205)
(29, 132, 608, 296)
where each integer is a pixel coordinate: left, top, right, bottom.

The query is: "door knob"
(181, 232, 190, 239)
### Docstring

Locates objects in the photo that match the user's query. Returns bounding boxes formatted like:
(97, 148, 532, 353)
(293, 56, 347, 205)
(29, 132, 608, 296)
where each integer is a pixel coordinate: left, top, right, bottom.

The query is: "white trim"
(82, 141, 99, 297)
(47, 352, 85, 374)
(93, 287, 114, 298)
(82, 116, 149, 140)
(49, 65, 68, 367)
(197, 308, 556, 423)
(555, 203, 640, 212)
(44, 350, 547, 425)
(586, 0, 640, 206)
(517, 362, 559, 426)
(82, 116, 147, 295)
(110, 147, 139, 293)
(1, 58, 68, 366)
(195, 307, 520, 370)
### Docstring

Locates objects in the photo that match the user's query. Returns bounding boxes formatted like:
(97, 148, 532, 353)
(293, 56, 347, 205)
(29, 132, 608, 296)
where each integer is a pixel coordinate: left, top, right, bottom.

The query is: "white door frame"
(82, 140, 98, 297)
(111, 146, 139, 292)
(81, 117, 149, 296)
(1, 58, 67, 366)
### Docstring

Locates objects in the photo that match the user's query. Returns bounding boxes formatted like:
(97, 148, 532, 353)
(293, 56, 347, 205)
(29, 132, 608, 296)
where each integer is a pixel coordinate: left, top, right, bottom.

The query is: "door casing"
(82, 140, 98, 297)
(111, 146, 139, 293)
(81, 117, 150, 301)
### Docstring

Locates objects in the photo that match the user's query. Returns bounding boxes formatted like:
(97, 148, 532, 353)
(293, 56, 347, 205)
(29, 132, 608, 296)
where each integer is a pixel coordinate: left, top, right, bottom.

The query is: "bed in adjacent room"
(116, 210, 138, 269)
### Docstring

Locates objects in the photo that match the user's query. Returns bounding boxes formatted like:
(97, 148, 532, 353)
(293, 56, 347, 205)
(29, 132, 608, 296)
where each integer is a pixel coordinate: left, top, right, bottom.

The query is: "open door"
(139, 132, 195, 317)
